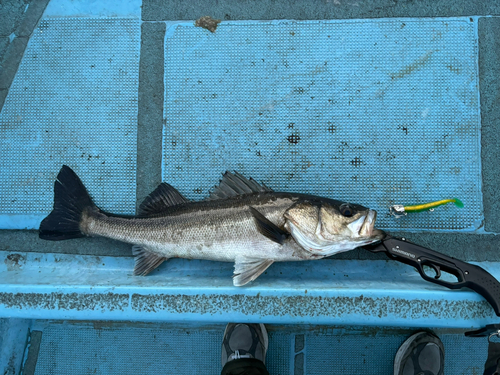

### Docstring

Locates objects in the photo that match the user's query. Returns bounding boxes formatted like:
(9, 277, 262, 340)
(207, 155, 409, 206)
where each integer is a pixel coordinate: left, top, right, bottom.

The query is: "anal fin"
(132, 245, 167, 276)
(233, 256, 274, 286)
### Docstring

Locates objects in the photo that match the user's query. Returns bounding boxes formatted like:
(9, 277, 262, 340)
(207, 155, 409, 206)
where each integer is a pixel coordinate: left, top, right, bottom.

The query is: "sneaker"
(394, 331, 445, 375)
(221, 323, 269, 367)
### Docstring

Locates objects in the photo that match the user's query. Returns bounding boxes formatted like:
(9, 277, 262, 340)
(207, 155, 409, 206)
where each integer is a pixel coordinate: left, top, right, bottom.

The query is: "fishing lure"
(390, 198, 464, 218)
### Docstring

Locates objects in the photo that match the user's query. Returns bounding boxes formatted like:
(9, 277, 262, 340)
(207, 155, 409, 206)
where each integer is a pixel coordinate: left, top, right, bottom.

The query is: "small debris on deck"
(195, 16, 221, 33)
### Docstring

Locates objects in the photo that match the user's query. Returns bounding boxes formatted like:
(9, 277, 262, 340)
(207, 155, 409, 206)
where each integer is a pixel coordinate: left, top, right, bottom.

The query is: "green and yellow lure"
(390, 198, 464, 218)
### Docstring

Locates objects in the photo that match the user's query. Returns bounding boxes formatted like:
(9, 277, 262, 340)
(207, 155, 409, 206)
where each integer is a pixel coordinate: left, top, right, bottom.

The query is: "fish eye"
(339, 203, 354, 217)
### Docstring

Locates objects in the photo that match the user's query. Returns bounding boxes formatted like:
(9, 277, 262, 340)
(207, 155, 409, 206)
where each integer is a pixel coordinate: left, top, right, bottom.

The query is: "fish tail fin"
(453, 198, 464, 208)
(39, 165, 97, 241)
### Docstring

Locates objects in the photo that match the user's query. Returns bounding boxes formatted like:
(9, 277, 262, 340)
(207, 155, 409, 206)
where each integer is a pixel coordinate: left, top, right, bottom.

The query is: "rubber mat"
(25, 322, 487, 375)
(31, 322, 290, 375)
(163, 18, 481, 232)
(305, 329, 487, 375)
(0, 18, 140, 229)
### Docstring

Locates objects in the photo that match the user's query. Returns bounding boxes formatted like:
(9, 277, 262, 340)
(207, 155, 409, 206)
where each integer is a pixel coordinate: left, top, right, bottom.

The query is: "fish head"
(284, 199, 384, 256)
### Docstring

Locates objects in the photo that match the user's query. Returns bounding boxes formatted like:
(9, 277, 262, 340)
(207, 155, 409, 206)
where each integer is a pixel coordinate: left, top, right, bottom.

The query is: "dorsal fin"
(139, 183, 189, 216)
(208, 171, 272, 200)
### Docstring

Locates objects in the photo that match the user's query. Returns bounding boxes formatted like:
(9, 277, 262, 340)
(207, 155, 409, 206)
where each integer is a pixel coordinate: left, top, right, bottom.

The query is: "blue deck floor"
(0, 320, 490, 375)
(1, 0, 500, 374)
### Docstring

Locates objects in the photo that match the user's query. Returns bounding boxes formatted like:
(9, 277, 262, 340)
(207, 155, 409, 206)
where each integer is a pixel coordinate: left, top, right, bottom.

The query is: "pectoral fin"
(249, 206, 289, 245)
(132, 245, 168, 276)
(233, 256, 274, 286)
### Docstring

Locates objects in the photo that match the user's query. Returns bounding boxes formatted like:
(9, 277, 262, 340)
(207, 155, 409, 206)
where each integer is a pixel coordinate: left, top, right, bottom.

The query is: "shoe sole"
(222, 323, 269, 364)
(393, 331, 444, 375)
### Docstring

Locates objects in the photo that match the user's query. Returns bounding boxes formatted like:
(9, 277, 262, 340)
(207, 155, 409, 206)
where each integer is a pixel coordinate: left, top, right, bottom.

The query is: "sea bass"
(39, 166, 384, 286)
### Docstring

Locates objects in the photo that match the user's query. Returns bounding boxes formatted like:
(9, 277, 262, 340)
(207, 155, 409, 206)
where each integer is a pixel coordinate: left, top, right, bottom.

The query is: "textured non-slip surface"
(0, 18, 140, 229)
(32, 322, 291, 375)
(306, 329, 487, 375)
(163, 18, 481, 232)
(0, 1, 498, 374)
(0, 11, 497, 265)
(23, 321, 488, 375)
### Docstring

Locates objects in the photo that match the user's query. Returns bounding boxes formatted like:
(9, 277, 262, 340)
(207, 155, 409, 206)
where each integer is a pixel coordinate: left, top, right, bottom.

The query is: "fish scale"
(39, 166, 384, 286)
(85, 196, 300, 262)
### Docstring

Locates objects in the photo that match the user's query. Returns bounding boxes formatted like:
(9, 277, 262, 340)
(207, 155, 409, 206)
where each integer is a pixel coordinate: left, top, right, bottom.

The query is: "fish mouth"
(359, 210, 378, 237)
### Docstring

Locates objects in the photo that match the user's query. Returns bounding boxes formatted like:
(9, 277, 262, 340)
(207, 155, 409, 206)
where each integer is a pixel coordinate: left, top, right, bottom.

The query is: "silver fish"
(39, 166, 384, 286)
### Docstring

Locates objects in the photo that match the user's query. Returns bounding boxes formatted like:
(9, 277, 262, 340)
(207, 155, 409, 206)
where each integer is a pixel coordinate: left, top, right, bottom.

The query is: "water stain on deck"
(389, 51, 434, 81)
(4, 253, 25, 271)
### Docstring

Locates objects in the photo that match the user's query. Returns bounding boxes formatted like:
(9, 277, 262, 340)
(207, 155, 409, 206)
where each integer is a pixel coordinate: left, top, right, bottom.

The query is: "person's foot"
(394, 331, 445, 375)
(221, 323, 269, 367)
